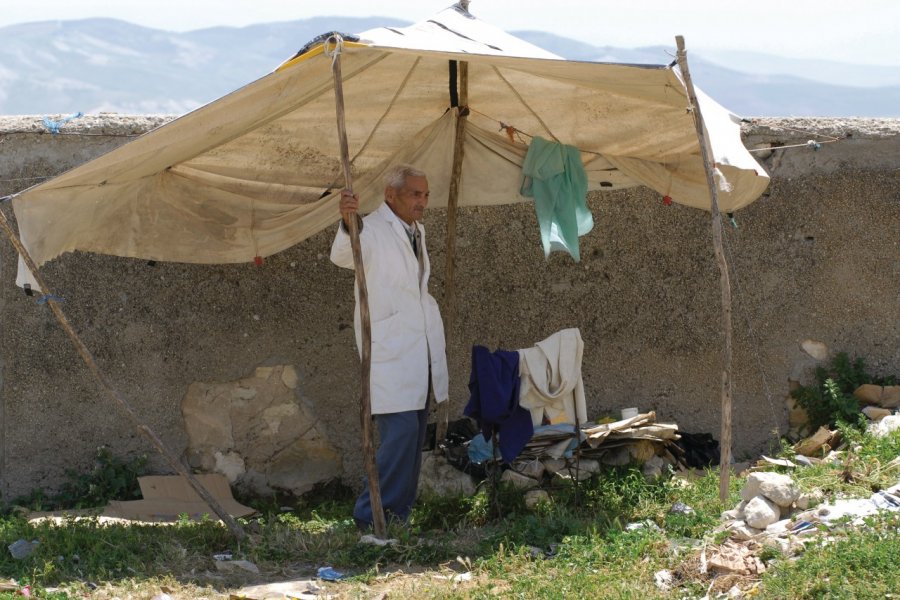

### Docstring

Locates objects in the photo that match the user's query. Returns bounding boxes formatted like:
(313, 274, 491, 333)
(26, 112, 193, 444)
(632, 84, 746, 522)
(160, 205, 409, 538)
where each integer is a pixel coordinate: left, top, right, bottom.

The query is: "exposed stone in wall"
(181, 364, 342, 496)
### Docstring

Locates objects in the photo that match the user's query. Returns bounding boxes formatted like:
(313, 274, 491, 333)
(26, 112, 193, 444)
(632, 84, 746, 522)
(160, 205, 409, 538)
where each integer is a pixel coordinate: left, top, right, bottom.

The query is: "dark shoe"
(354, 518, 372, 533)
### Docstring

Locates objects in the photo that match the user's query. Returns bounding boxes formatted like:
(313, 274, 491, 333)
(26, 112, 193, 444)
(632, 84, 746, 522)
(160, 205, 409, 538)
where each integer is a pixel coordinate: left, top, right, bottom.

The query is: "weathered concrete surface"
(0, 115, 898, 500)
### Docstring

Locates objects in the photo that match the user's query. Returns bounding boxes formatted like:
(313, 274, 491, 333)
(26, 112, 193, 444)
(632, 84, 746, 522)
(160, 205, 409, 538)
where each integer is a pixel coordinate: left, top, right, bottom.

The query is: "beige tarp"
(12, 3, 769, 287)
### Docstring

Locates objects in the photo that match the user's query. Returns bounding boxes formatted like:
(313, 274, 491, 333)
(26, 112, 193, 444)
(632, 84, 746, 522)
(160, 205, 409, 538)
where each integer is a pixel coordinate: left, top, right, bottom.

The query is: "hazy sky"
(2, 0, 898, 66)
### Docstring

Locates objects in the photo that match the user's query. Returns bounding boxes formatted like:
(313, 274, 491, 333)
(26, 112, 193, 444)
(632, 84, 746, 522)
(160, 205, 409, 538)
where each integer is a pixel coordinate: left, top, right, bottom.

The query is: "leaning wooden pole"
(0, 208, 245, 540)
(327, 35, 387, 539)
(675, 36, 734, 503)
(440, 59, 469, 447)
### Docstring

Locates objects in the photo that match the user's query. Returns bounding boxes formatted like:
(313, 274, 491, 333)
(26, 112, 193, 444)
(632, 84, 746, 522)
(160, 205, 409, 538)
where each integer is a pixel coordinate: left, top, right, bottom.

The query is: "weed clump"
(791, 352, 896, 431)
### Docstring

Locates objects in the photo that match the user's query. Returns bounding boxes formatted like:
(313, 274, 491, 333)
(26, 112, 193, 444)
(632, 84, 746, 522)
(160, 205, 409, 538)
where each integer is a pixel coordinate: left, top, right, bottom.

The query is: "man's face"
(385, 175, 429, 225)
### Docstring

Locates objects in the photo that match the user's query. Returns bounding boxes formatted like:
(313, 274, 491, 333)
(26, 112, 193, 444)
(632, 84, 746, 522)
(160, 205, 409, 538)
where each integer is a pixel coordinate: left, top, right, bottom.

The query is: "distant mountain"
(514, 31, 900, 119)
(1, 18, 897, 117)
(0, 17, 405, 115)
(696, 49, 900, 88)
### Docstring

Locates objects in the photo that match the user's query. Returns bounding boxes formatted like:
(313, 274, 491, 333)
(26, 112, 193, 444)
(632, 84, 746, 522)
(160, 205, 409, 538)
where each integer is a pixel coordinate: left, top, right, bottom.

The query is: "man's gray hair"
(383, 164, 426, 190)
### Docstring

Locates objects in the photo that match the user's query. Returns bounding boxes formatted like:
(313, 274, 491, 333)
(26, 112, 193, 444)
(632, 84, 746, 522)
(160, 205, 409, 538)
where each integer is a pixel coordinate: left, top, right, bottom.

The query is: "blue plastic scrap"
(791, 521, 815, 534)
(36, 294, 65, 305)
(42, 111, 83, 134)
(317, 566, 345, 581)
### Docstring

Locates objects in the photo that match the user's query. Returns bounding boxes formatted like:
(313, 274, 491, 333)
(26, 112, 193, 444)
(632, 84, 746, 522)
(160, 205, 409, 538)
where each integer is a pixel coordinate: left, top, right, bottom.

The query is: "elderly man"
(330, 164, 449, 529)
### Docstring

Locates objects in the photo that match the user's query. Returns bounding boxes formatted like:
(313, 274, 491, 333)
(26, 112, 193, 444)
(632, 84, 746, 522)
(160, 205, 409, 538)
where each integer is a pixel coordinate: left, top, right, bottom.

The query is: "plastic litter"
(317, 566, 345, 581)
(625, 520, 661, 532)
(791, 520, 815, 534)
(359, 534, 398, 547)
(669, 502, 695, 515)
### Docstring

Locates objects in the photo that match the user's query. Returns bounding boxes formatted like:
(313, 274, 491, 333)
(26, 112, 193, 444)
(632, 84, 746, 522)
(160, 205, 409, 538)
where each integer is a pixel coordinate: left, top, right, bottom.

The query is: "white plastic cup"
(621, 407, 639, 420)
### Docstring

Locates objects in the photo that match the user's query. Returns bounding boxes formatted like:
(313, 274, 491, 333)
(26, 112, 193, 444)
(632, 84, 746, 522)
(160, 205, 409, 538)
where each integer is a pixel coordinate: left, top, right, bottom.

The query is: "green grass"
(1, 428, 898, 599)
(758, 512, 900, 600)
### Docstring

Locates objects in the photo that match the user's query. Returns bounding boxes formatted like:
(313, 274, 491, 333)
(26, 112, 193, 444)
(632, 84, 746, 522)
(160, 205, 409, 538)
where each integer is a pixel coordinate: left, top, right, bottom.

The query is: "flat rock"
(215, 559, 259, 574)
(726, 520, 762, 541)
(512, 459, 545, 480)
(800, 340, 828, 361)
(541, 458, 567, 474)
(862, 406, 892, 421)
(853, 385, 900, 408)
(500, 469, 539, 490)
(883, 386, 900, 408)
(854, 384, 883, 405)
(765, 518, 792, 535)
(418, 452, 476, 497)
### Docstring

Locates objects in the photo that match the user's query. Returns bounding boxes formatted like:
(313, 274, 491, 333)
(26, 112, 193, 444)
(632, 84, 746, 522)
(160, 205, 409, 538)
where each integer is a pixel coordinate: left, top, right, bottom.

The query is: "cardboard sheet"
(104, 474, 256, 522)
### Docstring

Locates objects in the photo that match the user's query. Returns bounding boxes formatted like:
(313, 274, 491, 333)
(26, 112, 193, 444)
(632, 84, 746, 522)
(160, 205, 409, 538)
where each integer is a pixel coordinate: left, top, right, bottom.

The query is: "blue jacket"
(464, 345, 533, 463)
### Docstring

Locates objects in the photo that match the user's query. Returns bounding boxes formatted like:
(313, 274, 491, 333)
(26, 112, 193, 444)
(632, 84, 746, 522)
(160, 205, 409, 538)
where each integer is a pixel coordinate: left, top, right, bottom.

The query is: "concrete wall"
(1, 115, 898, 500)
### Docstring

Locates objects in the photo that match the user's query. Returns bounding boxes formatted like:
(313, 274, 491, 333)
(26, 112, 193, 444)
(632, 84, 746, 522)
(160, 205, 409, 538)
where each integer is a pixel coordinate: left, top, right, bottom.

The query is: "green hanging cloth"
(520, 136, 593, 262)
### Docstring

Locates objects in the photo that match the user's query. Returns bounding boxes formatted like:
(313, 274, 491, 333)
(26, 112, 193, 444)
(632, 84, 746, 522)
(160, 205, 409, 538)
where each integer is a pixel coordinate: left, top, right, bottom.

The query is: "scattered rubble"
(711, 436, 900, 581)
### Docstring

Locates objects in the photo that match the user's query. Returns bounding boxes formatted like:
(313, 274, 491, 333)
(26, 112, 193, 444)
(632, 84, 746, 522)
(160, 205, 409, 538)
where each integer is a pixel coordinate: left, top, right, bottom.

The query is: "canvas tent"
(11, 2, 768, 288)
(1, 2, 771, 534)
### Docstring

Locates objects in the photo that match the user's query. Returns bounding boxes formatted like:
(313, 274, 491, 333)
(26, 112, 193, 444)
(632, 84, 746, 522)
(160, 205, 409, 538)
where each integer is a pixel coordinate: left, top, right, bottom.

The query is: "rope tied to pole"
(324, 34, 345, 67)
(36, 294, 65, 305)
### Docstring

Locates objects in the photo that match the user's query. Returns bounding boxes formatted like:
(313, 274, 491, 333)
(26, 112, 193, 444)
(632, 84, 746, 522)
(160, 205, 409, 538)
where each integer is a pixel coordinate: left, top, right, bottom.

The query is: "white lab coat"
(330, 202, 449, 414)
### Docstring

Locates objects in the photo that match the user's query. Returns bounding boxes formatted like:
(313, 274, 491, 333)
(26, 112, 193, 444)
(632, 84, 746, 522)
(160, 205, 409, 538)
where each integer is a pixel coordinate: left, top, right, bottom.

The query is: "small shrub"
(54, 446, 147, 509)
(790, 352, 880, 431)
(6, 446, 148, 512)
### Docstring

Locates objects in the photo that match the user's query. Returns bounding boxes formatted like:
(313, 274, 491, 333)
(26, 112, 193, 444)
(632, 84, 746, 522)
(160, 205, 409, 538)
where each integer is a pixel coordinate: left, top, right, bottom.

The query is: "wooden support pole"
(327, 36, 387, 539)
(0, 208, 246, 540)
(675, 36, 734, 503)
(439, 60, 469, 447)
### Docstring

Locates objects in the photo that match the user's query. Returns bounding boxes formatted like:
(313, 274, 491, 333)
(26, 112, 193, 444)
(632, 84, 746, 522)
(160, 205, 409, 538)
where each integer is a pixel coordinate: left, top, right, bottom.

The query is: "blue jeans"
(353, 401, 430, 527)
